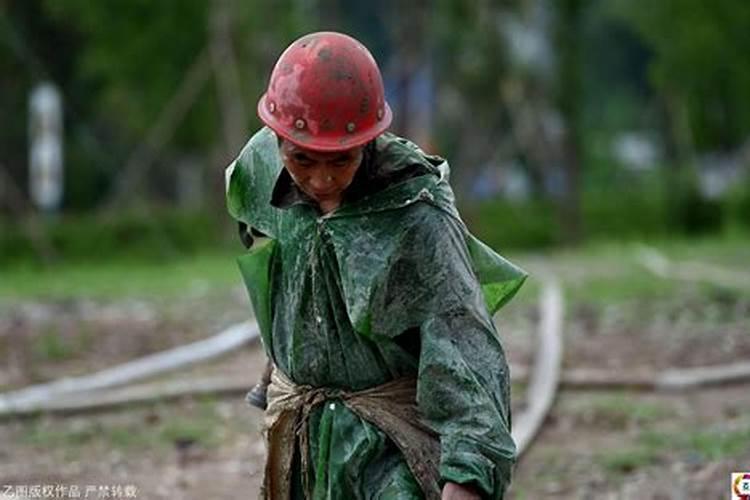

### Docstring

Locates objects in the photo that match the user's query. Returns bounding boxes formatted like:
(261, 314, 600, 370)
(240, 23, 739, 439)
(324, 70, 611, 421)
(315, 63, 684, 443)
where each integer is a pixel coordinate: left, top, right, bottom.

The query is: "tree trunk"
(556, 0, 584, 244)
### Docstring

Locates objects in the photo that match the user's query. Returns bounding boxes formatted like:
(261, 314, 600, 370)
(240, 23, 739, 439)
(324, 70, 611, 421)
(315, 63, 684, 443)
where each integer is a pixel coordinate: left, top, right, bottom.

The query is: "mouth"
(310, 188, 338, 199)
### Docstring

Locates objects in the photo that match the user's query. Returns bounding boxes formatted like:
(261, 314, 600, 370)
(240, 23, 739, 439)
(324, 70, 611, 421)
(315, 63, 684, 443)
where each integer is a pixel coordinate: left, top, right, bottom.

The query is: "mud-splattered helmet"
(257, 31, 392, 151)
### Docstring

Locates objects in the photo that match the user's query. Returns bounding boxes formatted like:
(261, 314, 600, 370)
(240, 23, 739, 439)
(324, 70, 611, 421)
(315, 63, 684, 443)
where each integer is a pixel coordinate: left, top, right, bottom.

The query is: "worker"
(225, 31, 526, 500)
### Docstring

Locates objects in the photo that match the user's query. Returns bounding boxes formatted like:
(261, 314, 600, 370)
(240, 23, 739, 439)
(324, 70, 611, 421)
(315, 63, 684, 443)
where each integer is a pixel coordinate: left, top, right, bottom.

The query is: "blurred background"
(1, 1, 748, 499)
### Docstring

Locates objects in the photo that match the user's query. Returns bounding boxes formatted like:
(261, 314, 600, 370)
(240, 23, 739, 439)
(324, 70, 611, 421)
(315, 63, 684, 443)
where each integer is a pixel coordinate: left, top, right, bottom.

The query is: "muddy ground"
(1, 277, 749, 499)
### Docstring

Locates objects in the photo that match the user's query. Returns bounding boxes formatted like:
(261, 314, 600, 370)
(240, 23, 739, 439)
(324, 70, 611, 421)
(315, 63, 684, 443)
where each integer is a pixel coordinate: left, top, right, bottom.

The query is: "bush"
(583, 187, 670, 240)
(462, 189, 673, 250)
(462, 198, 561, 250)
(725, 181, 750, 229)
(461, 181, 742, 250)
(666, 176, 724, 236)
(0, 209, 233, 267)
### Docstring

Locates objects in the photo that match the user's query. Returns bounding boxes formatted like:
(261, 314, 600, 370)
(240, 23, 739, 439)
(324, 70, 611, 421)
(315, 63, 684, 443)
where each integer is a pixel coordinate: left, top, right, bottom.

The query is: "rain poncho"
(226, 127, 527, 499)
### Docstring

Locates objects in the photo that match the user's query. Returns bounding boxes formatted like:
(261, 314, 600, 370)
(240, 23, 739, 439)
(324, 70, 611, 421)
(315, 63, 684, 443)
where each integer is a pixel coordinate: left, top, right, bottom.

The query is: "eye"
(293, 153, 314, 165)
(331, 156, 352, 167)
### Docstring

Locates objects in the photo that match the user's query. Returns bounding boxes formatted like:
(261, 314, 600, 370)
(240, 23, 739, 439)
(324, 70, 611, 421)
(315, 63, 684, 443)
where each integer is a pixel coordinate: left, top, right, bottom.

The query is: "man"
(226, 31, 526, 500)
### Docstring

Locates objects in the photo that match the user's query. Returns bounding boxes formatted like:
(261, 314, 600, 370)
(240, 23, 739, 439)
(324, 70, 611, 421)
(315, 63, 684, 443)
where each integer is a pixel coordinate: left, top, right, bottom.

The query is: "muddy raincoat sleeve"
(224, 128, 283, 347)
(224, 127, 282, 239)
(399, 208, 517, 499)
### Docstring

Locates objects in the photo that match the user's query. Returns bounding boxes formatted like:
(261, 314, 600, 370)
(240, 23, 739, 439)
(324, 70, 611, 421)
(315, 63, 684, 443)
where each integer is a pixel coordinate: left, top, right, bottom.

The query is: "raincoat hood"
(226, 126, 527, 330)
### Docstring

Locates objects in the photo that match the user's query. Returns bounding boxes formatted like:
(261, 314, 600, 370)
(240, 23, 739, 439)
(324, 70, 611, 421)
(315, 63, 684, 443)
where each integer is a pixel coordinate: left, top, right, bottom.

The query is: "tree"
(34, 0, 307, 207)
(613, 0, 750, 153)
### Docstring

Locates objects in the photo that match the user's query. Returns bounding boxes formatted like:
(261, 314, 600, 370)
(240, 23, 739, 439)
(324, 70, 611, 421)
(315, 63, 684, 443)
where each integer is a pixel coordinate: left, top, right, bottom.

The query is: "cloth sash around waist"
(261, 367, 442, 499)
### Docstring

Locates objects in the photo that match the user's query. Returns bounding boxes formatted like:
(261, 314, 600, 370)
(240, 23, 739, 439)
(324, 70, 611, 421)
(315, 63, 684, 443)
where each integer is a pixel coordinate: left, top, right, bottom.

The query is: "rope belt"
(261, 367, 442, 499)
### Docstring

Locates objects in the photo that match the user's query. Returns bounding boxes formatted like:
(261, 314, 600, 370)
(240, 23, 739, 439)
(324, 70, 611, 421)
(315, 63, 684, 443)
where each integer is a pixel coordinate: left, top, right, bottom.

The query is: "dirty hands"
(441, 482, 482, 500)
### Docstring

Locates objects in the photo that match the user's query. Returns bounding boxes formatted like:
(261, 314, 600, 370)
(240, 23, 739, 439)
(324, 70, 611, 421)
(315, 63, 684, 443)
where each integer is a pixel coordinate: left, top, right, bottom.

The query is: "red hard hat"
(257, 31, 393, 152)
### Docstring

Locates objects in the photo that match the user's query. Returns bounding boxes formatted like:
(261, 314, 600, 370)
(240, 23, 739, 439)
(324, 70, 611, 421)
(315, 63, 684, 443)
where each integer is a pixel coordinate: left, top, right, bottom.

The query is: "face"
(279, 139, 364, 206)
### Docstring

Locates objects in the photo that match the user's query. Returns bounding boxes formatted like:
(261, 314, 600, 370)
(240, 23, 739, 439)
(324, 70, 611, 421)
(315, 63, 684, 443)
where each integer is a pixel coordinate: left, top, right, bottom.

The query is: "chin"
(311, 192, 339, 200)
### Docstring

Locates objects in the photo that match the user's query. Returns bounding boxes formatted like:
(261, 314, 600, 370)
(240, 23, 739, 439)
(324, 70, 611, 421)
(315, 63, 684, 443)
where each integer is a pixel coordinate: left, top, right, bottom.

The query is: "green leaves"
(612, 0, 750, 149)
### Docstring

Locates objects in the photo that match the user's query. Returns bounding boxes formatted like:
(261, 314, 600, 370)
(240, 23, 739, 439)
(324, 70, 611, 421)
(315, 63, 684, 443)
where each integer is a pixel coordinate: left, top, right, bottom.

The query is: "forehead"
(280, 139, 360, 160)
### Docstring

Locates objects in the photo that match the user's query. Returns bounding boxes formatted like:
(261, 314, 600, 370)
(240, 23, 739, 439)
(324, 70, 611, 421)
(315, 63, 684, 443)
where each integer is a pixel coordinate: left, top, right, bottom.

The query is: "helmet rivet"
(346, 122, 356, 133)
(376, 108, 384, 120)
(268, 101, 276, 113)
(295, 118, 306, 130)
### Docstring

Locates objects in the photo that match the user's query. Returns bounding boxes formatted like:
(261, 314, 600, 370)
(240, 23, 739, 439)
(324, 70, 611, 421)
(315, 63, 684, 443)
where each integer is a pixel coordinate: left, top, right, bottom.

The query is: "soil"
(509, 386, 750, 499)
(1, 282, 749, 499)
(500, 289, 750, 372)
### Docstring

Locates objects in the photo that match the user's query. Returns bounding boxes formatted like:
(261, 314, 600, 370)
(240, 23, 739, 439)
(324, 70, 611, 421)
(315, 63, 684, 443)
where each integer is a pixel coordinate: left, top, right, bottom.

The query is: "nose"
(309, 172, 334, 191)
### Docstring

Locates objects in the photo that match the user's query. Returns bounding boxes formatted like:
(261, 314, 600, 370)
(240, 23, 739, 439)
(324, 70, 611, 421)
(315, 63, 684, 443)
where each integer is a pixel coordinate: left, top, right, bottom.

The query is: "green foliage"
(682, 426, 750, 460)
(0, 208, 246, 299)
(599, 420, 750, 477)
(725, 181, 750, 229)
(600, 447, 660, 475)
(582, 183, 670, 240)
(1, 0, 311, 209)
(158, 414, 221, 449)
(432, 0, 511, 99)
(2, 0, 749, 241)
(463, 198, 560, 250)
(32, 327, 75, 362)
(23, 418, 100, 448)
(30, 324, 95, 363)
(463, 190, 665, 250)
(639, 424, 750, 462)
(671, 181, 724, 235)
(565, 268, 679, 306)
(0, 209, 230, 266)
(0, 250, 241, 302)
(431, 0, 514, 166)
(464, 176, 750, 250)
(40, 0, 309, 148)
(41, 0, 210, 147)
(612, 0, 750, 150)
(568, 395, 675, 431)
(0, 0, 96, 185)
(1, 217, 746, 305)
(21, 399, 226, 452)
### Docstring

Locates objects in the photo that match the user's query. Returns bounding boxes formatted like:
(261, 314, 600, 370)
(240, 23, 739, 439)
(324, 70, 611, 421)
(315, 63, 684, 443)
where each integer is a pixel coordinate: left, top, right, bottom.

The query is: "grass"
(32, 327, 77, 362)
(0, 250, 244, 303)
(565, 394, 675, 431)
(20, 397, 227, 453)
(509, 232, 750, 307)
(640, 424, 750, 462)
(1, 232, 747, 308)
(600, 447, 661, 475)
(597, 420, 750, 477)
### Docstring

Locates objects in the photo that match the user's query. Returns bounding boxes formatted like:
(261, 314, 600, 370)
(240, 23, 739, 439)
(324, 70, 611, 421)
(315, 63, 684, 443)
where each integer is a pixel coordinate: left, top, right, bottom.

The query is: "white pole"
(28, 82, 64, 212)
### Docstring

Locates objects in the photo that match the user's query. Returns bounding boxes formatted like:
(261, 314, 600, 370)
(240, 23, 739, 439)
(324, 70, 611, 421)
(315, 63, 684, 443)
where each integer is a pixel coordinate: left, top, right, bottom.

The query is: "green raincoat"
(226, 127, 527, 499)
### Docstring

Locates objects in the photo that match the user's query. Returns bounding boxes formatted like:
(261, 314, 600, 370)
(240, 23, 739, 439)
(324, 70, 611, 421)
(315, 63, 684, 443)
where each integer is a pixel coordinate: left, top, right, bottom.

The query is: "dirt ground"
(1, 282, 749, 499)
(509, 385, 750, 499)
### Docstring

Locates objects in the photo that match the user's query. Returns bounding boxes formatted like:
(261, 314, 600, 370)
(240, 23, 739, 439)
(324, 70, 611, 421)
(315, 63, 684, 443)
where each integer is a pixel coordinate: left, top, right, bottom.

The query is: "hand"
(441, 481, 482, 500)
